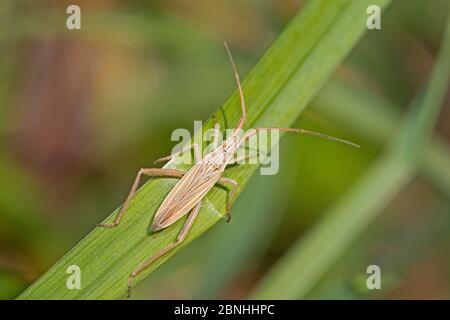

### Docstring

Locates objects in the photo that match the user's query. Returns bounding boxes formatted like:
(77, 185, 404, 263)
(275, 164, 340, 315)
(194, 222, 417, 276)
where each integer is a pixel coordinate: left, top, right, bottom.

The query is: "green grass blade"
(18, 0, 390, 299)
(250, 8, 450, 299)
(313, 80, 450, 198)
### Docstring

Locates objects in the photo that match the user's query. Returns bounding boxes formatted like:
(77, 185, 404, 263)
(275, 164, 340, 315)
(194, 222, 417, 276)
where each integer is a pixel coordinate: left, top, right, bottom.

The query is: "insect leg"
(127, 200, 203, 297)
(154, 143, 202, 164)
(227, 142, 270, 165)
(97, 168, 186, 228)
(217, 177, 238, 222)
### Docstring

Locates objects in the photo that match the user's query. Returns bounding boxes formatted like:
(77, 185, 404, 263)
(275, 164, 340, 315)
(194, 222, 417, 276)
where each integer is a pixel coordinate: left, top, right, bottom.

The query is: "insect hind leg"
(127, 200, 203, 297)
(217, 177, 238, 222)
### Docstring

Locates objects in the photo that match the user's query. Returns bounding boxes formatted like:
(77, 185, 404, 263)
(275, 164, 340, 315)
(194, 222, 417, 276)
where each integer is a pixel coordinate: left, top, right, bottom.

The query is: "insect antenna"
(242, 127, 360, 148)
(216, 21, 247, 133)
(290, 128, 360, 148)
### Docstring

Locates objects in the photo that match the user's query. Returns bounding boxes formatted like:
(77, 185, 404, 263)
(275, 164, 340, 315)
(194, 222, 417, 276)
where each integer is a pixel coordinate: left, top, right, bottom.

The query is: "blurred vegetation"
(1, 0, 449, 299)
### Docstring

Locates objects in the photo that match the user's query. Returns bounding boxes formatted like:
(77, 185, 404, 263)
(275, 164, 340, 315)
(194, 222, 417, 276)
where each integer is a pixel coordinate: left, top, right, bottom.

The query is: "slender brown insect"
(97, 34, 359, 297)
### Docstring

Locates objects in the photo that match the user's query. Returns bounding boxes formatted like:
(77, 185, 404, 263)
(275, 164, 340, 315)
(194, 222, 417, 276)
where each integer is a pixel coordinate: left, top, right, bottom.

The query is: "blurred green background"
(1, 0, 450, 299)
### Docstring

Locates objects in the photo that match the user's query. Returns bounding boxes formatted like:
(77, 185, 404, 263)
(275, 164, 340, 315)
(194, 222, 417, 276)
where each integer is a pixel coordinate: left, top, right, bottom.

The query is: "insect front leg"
(217, 177, 238, 222)
(154, 143, 202, 164)
(97, 168, 186, 228)
(127, 200, 203, 297)
(228, 154, 255, 165)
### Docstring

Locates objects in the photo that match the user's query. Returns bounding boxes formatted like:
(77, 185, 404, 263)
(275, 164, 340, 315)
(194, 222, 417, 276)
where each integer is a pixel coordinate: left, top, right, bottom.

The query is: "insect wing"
(152, 163, 221, 230)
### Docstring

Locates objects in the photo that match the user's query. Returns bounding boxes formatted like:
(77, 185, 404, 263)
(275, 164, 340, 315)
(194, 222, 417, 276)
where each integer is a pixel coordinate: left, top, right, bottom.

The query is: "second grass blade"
(251, 5, 450, 299)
